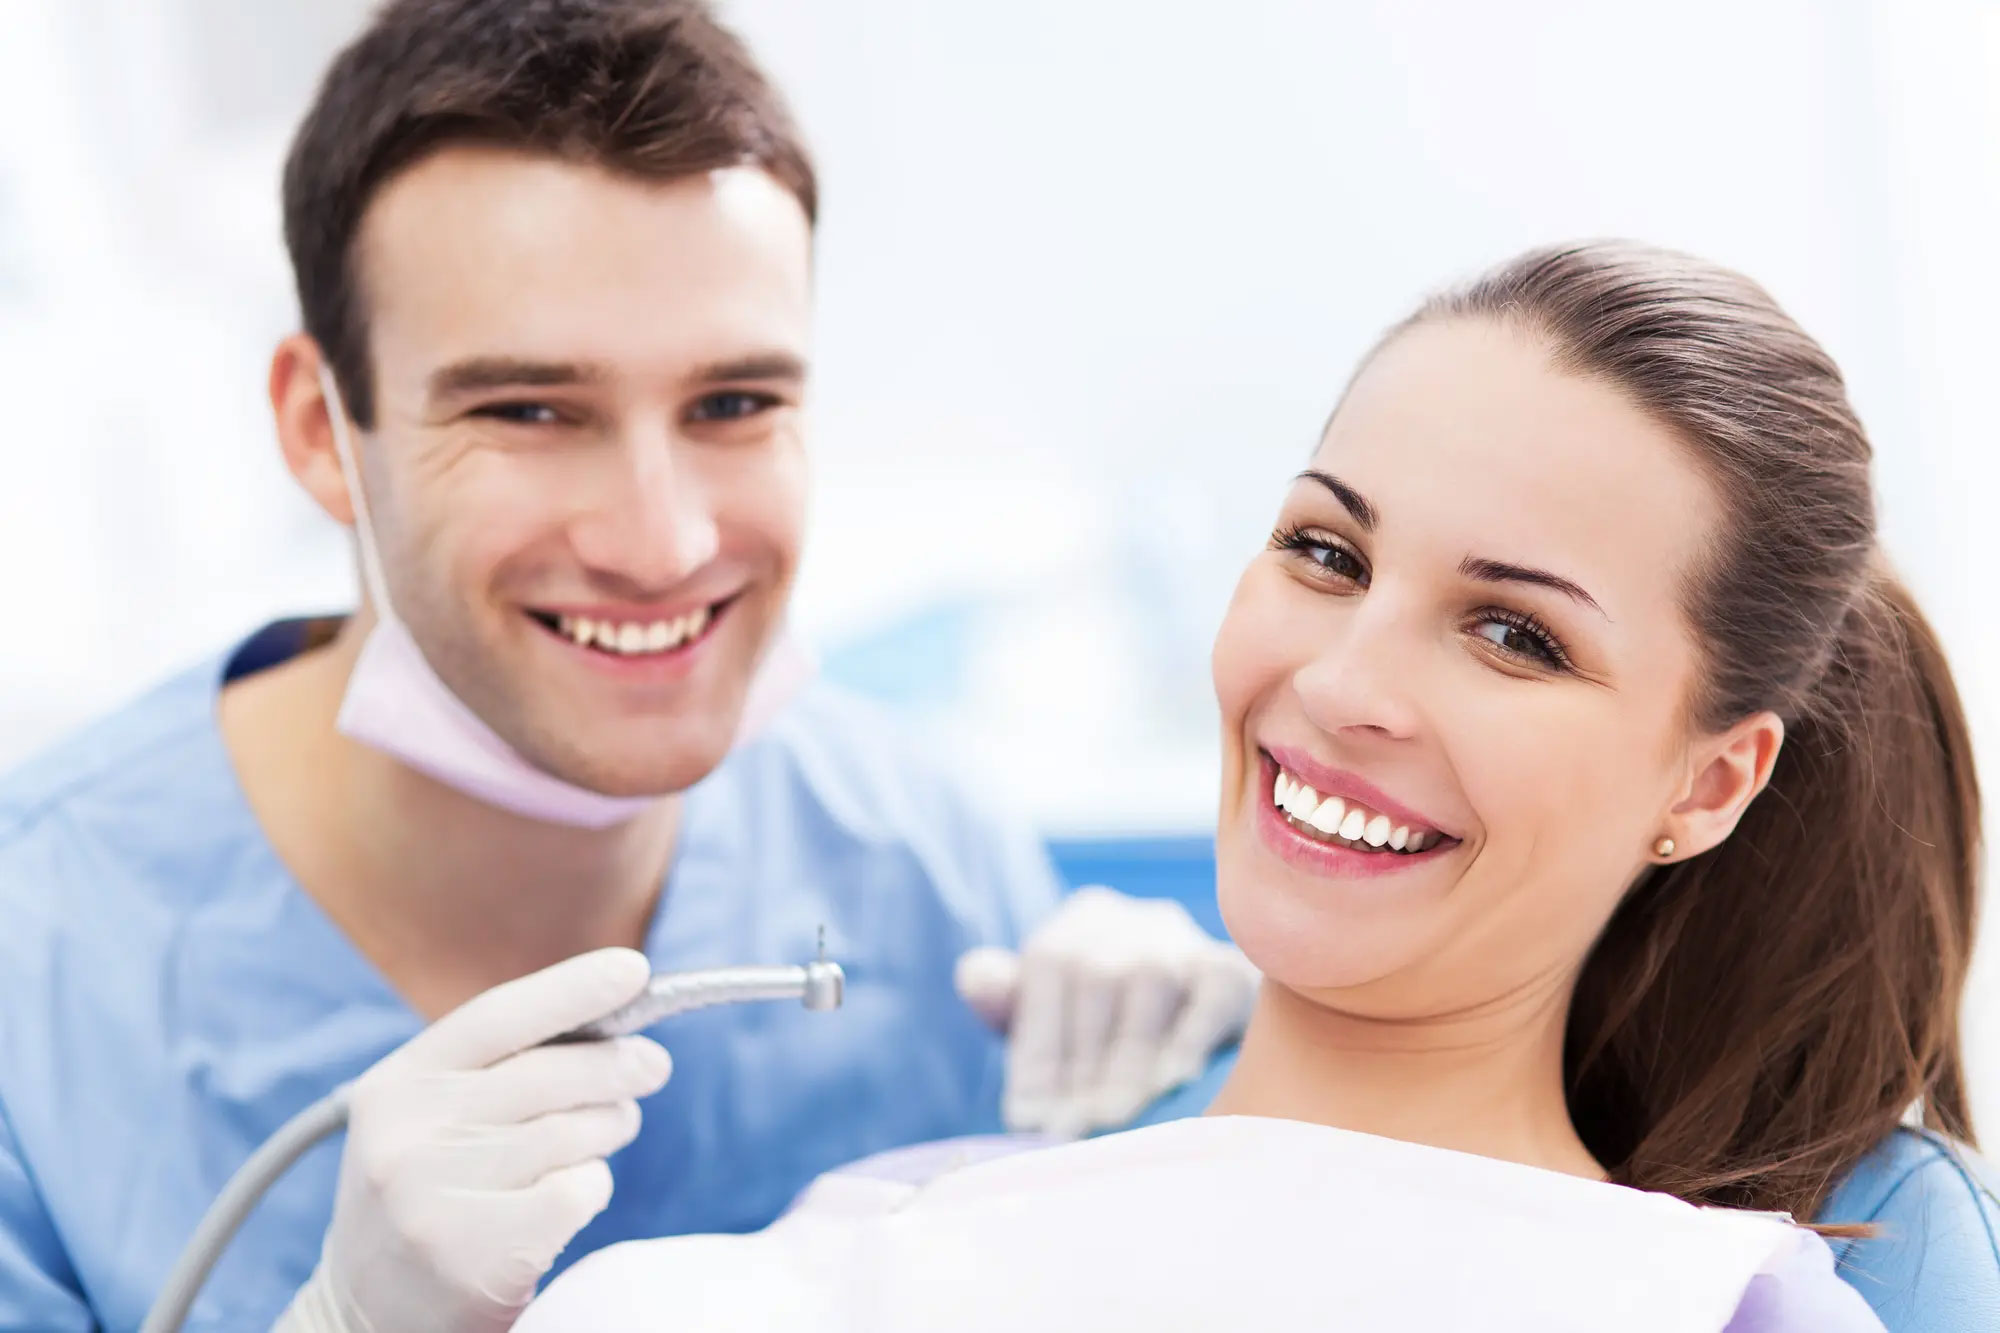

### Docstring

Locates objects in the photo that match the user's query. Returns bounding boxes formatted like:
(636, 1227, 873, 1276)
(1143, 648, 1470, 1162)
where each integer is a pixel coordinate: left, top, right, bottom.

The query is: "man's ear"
(270, 334, 356, 526)
(1656, 710, 1785, 860)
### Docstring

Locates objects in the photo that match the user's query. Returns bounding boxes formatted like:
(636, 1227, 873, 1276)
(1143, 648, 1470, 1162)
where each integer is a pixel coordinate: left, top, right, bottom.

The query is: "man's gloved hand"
(275, 948, 673, 1333)
(956, 887, 1261, 1140)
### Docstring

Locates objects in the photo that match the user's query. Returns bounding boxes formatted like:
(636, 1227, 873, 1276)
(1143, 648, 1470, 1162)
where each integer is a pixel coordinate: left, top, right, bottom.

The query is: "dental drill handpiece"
(548, 931, 846, 1042)
(140, 933, 845, 1333)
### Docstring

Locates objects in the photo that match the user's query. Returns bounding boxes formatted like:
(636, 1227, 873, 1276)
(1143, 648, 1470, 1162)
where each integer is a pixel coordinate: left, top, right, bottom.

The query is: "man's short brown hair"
(283, 0, 817, 426)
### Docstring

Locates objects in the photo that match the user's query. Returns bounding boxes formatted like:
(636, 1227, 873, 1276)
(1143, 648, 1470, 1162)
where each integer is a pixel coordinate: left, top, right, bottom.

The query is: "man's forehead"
(354, 147, 813, 384)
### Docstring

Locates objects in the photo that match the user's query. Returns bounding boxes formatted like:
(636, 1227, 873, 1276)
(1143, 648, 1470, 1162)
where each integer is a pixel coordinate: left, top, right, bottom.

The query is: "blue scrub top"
(0, 621, 1062, 1331)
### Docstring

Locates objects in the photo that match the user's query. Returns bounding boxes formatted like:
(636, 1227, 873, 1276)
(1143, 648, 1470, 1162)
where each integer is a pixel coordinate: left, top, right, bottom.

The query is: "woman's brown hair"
(1399, 241, 1982, 1220)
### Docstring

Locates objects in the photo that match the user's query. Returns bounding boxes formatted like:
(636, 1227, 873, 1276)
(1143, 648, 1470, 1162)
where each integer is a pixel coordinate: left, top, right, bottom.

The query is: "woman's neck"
(1207, 973, 1605, 1181)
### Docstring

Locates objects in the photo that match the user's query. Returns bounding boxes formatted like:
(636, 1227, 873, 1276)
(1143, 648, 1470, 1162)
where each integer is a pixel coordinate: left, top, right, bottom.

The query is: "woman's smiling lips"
(1254, 746, 1462, 879)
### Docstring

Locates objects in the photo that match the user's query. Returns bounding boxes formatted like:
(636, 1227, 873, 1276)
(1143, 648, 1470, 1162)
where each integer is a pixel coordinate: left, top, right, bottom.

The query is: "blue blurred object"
(1047, 835, 1225, 939)
(817, 600, 985, 711)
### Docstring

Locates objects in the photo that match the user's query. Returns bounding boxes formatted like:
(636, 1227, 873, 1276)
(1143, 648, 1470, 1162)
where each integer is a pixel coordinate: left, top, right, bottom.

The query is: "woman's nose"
(1290, 602, 1424, 743)
(567, 434, 722, 591)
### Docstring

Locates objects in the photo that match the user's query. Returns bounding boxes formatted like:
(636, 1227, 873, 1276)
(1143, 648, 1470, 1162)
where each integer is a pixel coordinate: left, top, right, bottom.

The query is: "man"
(0, 2, 1251, 1329)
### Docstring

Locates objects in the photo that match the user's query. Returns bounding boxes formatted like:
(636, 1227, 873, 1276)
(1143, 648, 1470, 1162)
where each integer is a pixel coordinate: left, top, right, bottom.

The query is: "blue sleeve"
(0, 1094, 94, 1332)
(1830, 1143, 2000, 1332)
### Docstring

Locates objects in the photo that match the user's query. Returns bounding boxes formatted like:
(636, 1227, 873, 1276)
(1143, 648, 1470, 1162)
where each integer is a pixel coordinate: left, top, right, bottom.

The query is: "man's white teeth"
(556, 608, 712, 656)
(1270, 762, 1441, 855)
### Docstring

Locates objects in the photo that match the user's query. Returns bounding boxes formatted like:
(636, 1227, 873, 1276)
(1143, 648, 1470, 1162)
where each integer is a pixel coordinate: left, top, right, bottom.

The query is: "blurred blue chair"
(1047, 835, 2000, 1332)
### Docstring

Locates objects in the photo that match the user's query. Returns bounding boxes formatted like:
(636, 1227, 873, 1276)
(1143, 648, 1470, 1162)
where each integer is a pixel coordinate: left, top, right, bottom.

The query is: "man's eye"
(471, 401, 562, 425)
(689, 391, 778, 422)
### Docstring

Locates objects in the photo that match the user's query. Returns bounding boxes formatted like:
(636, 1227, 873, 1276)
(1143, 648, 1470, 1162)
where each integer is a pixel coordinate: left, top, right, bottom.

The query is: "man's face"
(347, 147, 813, 796)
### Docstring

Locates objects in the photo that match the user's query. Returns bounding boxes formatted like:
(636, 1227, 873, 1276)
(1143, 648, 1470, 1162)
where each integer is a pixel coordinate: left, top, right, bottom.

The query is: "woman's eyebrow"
(1460, 556, 1608, 619)
(1297, 470, 1377, 532)
(1295, 470, 1607, 620)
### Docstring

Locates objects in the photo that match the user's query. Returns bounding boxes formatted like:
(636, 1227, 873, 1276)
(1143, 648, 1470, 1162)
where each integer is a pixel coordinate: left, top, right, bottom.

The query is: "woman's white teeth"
(556, 608, 712, 656)
(1280, 775, 1319, 821)
(1269, 763, 1440, 855)
(1307, 796, 1346, 836)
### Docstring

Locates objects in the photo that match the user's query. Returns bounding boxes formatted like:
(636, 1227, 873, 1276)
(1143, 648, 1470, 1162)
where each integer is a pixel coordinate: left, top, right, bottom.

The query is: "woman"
(1211, 237, 1981, 1212)
(524, 242, 1990, 1329)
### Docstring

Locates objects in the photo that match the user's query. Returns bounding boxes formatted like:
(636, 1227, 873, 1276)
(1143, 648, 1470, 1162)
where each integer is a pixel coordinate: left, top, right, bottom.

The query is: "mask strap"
(316, 363, 396, 617)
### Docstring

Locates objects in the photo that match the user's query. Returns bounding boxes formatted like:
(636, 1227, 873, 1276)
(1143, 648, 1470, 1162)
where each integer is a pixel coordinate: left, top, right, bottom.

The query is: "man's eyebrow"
(427, 357, 604, 400)
(1297, 470, 1377, 532)
(425, 351, 809, 401)
(1459, 556, 1608, 619)
(687, 351, 809, 385)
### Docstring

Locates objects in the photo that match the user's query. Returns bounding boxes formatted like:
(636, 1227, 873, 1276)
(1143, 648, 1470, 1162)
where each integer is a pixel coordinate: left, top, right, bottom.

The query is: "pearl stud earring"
(1653, 836, 1676, 858)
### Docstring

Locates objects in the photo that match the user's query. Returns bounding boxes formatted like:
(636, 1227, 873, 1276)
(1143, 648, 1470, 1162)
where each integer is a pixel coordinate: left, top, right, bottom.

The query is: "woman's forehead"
(1308, 319, 1719, 616)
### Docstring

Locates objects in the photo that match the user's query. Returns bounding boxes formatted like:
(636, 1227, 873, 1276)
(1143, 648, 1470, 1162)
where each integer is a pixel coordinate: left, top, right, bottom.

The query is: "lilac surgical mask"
(318, 365, 811, 827)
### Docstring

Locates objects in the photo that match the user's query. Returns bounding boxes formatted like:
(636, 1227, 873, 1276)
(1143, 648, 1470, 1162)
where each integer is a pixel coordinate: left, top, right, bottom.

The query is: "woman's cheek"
(1212, 567, 1298, 718)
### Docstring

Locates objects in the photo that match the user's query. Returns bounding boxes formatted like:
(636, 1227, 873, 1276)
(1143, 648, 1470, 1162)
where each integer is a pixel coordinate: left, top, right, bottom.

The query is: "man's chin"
(528, 728, 739, 800)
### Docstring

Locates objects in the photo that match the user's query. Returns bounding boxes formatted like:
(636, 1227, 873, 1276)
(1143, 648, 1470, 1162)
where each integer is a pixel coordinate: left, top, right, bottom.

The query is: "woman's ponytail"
(1565, 566, 1979, 1218)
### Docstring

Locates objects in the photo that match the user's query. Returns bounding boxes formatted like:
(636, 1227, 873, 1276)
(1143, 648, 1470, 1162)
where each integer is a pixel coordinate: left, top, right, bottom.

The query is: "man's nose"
(567, 434, 722, 592)
(1291, 599, 1425, 744)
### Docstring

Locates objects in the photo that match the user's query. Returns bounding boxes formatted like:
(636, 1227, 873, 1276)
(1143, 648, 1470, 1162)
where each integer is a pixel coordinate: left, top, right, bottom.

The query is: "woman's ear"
(269, 333, 358, 526)
(1657, 711, 1785, 860)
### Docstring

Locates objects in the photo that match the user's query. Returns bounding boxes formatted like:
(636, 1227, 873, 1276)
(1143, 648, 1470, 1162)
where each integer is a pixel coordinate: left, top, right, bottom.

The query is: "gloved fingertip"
(1152, 1056, 1205, 1094)
(955, 946, 1021, 1029)
(617, 1035, 674, 1089)
(1040, 1109, 1090, 1143)
(589, 946, 655, 990)
(1001, 1094, 1049, 1136)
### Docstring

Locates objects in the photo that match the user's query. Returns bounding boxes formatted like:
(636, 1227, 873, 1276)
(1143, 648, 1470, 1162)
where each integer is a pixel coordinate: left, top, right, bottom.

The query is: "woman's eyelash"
(1270, 524, 1368, 583)
(1476, 607, 1573, 671)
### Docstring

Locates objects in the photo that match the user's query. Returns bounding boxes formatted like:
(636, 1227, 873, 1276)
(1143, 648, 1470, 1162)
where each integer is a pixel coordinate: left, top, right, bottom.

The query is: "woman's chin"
(1218, 883, 1427, 997)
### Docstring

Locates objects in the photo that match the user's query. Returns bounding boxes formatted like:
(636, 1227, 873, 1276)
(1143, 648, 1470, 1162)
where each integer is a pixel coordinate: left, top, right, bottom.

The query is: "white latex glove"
(956, 886, 1261, 1139)
(275, 947, 673, 1333)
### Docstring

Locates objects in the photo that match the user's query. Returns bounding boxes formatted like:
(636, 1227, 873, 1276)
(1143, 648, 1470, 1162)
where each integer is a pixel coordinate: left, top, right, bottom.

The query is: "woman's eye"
(471, 401, 561, 426)
(1474, 616, 1565, 668)
(1273, 526, 1368, 585)
(690, 391, 777, 422)
(1312, 545, 1367, 581)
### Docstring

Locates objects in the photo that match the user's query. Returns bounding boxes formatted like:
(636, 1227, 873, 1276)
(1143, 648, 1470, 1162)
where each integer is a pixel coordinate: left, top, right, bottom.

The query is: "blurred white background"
(1, 0, 1996, 1115)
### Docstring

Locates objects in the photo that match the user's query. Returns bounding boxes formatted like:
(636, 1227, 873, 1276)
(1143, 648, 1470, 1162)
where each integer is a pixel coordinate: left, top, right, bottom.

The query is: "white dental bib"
(518, 1116, 1818, 1332)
